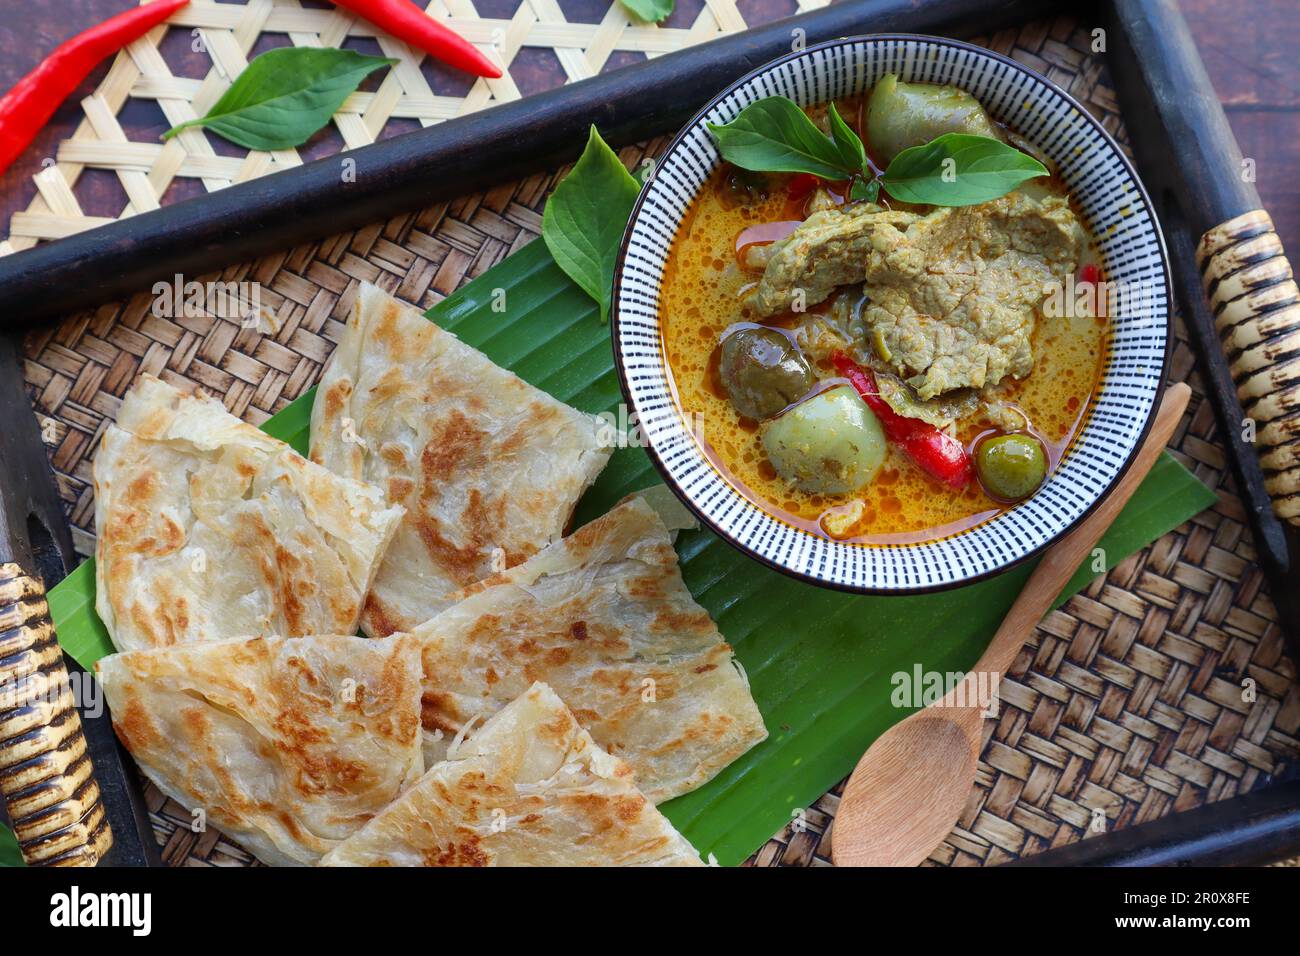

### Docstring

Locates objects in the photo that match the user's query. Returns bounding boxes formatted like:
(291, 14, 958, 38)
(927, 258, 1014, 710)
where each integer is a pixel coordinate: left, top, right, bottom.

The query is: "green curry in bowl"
(661, 75, 1108, 544)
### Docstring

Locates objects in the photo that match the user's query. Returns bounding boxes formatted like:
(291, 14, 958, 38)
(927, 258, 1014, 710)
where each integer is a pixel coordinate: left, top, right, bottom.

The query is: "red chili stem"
(832, 352, 973, 489)
(0, 0, 189, 177)
(330, 0, 501, 79)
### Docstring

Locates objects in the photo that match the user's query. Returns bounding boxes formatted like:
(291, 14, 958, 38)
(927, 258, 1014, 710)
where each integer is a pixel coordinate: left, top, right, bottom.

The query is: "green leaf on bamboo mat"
(44, 237, 1214, 866)
(619, 0, 674, 23)
(163, 47, 396, 151)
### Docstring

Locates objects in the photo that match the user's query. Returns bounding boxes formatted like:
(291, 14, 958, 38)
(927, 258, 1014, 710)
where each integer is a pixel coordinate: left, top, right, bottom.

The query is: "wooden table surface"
(0, 0, 1296, 256)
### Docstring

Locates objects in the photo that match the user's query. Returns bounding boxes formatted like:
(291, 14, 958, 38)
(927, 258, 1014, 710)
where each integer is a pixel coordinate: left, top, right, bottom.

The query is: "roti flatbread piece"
(94, 374, 404, 652)
(96, 634, 425, 866)
(414, 497, 767, 803)
(320, 682, 703, 867)
(309, 283, 613, 636)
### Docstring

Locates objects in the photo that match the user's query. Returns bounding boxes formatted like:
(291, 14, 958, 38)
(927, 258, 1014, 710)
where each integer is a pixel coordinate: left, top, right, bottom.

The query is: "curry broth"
(661, 162, 1106, 544)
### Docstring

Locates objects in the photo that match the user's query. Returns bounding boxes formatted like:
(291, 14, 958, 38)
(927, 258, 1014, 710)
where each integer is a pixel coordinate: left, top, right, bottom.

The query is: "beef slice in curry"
(751, 205, 917, 316)
(752, 191, 1084, 400)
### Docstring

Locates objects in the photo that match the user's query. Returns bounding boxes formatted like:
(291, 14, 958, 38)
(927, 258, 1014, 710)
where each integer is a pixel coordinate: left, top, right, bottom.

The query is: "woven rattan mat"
(14, 10, 1300, 866)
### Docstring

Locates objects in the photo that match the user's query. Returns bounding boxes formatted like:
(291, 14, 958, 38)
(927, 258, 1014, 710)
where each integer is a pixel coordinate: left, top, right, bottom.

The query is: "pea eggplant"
(976, 433, 1048, 502)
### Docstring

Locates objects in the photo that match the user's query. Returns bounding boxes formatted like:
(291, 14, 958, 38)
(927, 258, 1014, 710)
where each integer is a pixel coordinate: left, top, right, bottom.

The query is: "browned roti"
(310, 283, 613, 636)
(412, 496, 767, 803)
(320, 683, 703, 867)
(94, 374, 404, 652)
(96, 634, 426, 866)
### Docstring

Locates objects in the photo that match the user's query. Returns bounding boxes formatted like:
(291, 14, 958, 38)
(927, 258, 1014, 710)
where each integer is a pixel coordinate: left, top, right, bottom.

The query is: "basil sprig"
(164, 47, 396, 151)
(542, 126, 643, 321)
(707, 95, 1047, 207)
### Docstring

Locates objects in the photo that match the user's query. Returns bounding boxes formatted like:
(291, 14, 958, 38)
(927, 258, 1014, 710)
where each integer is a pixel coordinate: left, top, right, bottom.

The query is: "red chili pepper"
(787, 173, 822, 200)
(787, 172, 854, 203)
(331, 0, 501, 79)
(832, 351, 974, 489)
(0, 0, 189, 178)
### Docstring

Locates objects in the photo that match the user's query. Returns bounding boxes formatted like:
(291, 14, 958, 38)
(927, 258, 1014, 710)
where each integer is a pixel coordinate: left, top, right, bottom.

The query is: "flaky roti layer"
(94, 374, 404, 652)
(413, 497, 767, 803)
(97, 634, 426, 867)
(309, 283, 612, 637)
(320, 682, 702, 867)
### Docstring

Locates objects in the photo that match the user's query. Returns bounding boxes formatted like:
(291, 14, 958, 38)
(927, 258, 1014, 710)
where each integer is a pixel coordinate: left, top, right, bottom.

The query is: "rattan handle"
(1197, 210, 1300, 523)
(0, 562, 112, 865)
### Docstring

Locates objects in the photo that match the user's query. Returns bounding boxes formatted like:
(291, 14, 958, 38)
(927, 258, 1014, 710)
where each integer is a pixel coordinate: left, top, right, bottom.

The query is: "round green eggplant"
(759, 385, 887, 494)
(867, 73, 1001, 165)
(718, 327, 815, 420)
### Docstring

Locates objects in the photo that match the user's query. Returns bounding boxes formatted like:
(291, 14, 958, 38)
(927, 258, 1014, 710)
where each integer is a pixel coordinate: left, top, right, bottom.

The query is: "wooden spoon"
(831, 382, 1191, 867)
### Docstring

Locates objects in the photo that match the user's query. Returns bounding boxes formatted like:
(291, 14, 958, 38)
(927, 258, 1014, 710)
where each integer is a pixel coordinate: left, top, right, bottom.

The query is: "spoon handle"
(974, 383, 1191, 678)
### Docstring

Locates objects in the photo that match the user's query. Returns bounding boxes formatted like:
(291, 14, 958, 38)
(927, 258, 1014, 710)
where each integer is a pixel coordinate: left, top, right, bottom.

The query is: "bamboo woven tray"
(9, 4, 1300, 867)
(0, 0, 826, 255)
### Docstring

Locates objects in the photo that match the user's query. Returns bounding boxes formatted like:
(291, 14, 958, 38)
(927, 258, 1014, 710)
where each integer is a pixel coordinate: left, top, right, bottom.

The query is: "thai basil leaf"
(542, 126, 642, 320)
(849, 178, 880, 203)
(880, 133, 1048, 206)
(827, 101, 866, 175)
(619, 0, 674, 22)
(164, 47, 396, 151)
(707, 96, 859, 181)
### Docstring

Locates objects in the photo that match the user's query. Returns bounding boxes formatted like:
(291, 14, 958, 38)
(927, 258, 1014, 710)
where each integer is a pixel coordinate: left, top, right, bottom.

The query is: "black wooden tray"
(1, 0, 1296, 867)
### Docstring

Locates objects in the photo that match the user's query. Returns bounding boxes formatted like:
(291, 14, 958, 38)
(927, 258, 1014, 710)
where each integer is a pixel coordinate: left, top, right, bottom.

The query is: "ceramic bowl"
(612, 35, 1172, 593)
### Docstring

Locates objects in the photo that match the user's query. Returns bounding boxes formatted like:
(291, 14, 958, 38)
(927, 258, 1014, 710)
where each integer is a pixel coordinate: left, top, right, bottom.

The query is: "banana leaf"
(0, 823, 20, 869)
(1, 239, 1215, 867)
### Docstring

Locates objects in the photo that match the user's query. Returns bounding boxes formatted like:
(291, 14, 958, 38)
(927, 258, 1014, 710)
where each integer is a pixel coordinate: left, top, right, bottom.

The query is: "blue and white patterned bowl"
(612, 35, 1171, 593)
